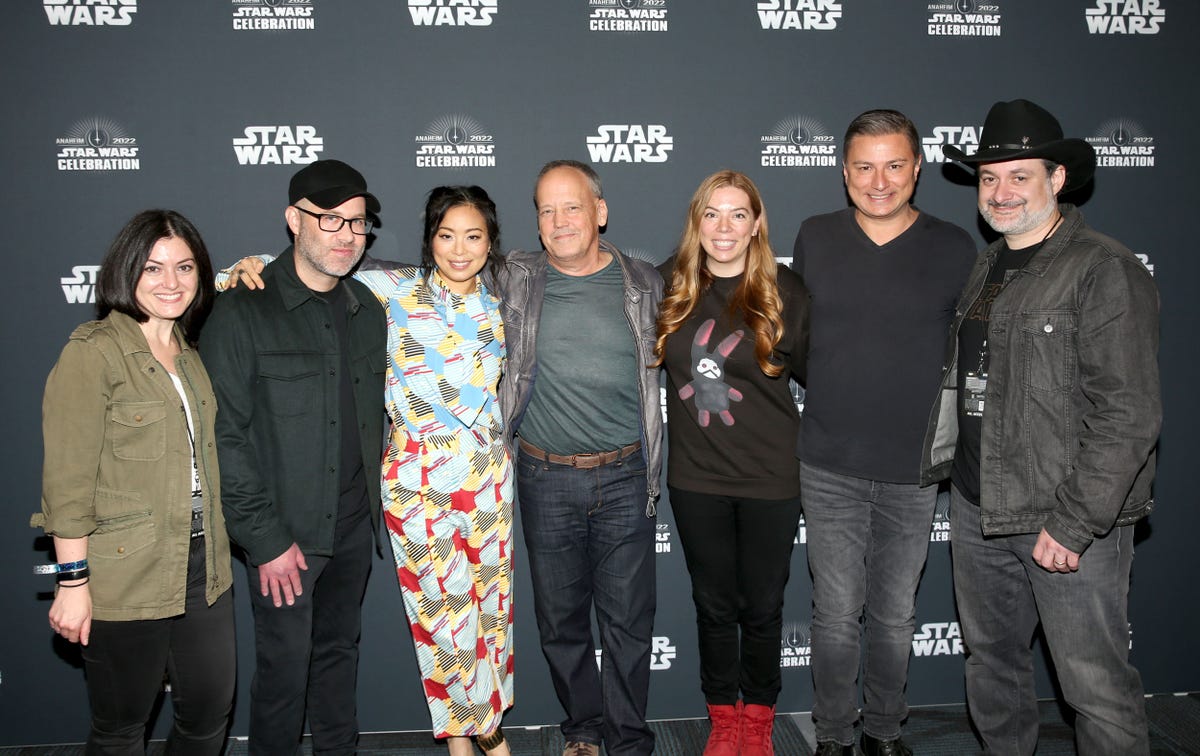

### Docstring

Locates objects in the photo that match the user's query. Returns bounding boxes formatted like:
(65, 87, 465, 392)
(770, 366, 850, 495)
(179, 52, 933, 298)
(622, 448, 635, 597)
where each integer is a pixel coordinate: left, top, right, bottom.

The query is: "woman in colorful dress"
(654, 170, 810, 756)
(226, 185, 512, 755)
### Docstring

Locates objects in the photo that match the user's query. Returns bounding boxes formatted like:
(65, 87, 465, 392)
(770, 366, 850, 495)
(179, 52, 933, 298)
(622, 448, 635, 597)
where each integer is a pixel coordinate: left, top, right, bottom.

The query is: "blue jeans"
(950, 487, 1148, 756)
(517, 447, 656, 756)
(800, 461, 937, 745)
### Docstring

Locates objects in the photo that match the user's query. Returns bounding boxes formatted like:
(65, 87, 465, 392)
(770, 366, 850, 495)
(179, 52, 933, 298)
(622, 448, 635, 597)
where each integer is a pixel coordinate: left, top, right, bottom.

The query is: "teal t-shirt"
(519, 259, 642, 455)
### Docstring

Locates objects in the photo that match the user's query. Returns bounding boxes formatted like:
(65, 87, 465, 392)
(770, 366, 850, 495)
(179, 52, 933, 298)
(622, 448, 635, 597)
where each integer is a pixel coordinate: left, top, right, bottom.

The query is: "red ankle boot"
(703, 700, 741, 756)
(741, 703, 776, 756)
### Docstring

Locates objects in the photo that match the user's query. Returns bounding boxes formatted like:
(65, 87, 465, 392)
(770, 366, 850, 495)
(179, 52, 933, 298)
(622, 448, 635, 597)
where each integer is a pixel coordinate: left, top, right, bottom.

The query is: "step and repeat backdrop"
(3, 0, 1196, 745)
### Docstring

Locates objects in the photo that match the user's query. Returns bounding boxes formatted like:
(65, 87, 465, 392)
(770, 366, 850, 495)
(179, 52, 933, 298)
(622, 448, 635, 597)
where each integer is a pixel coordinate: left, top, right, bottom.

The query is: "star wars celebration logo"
(588, 0, 668, 32)
(922, 124, 981, 163)
(912, 621, 963, 657)
(415, 115, 497, 168)
(1085, 0, 1163, 34)
(587, 125, 673, 163)
(233, 126, 324, 165)
(408, 0, 496, 26)
(44, 0, 136, 26)
(780, 622, 812, 668)
(595, 636, 677, 670)
(655, 522, 672, 554)
(756, 0, 841, 30)
(760, 117, 838, 168)
(926, 1, 1001, 37)
(231, 0, 315, 31)
(930, 491, 950, 543)
(61, 265, 102, 304)
(1086, 118, 1156, 168)
(56, 118, 140, 172)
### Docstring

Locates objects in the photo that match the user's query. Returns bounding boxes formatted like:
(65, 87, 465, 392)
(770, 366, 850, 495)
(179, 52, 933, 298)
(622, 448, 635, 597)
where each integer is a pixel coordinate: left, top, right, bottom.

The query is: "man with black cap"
(201, 160, 387, 755)
(921, 100, 1160, 755)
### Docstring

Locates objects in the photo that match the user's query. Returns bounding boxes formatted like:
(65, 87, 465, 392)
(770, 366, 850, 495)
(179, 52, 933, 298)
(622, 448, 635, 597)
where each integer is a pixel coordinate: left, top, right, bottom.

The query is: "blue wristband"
(33, 558, 89, 575)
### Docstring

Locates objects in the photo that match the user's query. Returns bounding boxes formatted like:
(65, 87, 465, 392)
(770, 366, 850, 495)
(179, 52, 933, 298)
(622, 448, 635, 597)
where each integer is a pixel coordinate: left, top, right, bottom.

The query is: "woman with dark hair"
(654, 170, 810, 756)
(224, 186, 512, 755)
(34, 209, 235, 753)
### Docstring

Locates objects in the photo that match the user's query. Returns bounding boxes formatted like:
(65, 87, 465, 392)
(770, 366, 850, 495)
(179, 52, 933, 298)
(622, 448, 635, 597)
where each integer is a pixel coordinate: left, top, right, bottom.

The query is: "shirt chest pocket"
(110, 401, 166, 461)
(259, 353, 322, 418)
(1018, 311, 1077, 393)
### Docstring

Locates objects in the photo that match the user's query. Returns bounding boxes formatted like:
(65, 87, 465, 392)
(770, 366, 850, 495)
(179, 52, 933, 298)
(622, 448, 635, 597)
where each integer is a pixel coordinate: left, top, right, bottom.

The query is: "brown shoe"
(563, 741, 600, 756)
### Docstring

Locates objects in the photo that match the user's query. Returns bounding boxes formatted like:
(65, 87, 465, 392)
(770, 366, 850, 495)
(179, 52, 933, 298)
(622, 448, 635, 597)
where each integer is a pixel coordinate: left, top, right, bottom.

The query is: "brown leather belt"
(519, 437, 642, 469)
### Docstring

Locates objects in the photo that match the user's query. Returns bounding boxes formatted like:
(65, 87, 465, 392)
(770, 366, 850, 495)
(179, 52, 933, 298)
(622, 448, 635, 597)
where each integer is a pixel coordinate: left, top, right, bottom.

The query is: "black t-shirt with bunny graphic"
(661, 265, 809, 499)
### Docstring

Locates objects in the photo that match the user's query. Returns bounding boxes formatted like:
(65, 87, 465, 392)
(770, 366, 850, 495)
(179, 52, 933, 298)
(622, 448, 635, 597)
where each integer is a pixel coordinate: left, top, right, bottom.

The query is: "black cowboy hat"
(943, 99, 1096, 192)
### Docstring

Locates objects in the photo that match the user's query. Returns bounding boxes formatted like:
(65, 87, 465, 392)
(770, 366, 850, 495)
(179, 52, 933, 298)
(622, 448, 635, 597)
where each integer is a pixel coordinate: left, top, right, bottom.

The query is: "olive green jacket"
(33, 311, 233, 620)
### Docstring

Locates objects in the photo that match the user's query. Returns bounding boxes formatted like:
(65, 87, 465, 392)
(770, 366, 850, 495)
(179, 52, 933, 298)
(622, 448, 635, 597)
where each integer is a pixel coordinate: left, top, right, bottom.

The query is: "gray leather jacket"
(496, 241, 664, 515)
(920, 205, 1160, 554)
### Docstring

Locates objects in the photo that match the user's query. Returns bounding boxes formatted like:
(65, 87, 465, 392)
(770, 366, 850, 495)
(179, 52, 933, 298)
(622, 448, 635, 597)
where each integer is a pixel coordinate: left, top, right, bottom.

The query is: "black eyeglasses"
(292, 206, 374, 235)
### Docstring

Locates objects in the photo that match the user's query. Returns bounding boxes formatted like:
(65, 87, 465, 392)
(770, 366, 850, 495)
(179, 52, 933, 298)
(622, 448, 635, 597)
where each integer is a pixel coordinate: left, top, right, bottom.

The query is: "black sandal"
(476, 727, 505, 753)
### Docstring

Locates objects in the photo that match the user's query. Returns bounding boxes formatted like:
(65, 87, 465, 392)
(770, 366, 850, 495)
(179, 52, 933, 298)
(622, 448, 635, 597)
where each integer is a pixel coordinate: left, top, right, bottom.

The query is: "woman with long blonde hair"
(655, 170, 810, 756)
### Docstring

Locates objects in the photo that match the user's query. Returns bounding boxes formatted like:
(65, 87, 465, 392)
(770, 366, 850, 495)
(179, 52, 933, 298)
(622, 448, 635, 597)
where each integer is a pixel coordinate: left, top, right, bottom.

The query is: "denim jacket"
(920, 205, 1161, 554)
(496, 241, 664, 515)
(34, 312, 233, 620)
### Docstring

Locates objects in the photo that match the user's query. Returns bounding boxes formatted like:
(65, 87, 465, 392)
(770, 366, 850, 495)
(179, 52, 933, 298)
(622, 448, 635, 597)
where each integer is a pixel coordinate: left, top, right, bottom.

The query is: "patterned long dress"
(356, 266, 513, 738)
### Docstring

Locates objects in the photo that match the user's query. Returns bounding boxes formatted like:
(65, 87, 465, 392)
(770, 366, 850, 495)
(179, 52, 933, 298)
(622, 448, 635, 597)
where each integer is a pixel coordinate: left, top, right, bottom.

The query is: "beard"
(980, 180, 1058, 237)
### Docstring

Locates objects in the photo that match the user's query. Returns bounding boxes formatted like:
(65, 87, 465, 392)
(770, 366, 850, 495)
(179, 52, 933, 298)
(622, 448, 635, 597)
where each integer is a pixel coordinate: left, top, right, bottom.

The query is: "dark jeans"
(246, 510, 373, 756)
(800, 461, 937, 744)
(950, 487, 1148, 756)
(83, 537, 236, 756)
(517, 447, 656, 756)
(669, 486, 802, 707)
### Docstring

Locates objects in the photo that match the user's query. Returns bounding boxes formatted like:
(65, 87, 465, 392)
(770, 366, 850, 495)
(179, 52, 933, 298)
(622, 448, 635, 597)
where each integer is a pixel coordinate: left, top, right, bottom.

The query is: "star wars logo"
(922, 126, 981, 163)
(231, 0, 314, 31)
(588, 0, 668, 32)
(927, 1, 1001, 36)
(233, 126, 324, 165)
(1085, 0, 1163, 34)
(1086, 118, 1156, 168)
(756, 0, 841, 30)
(930, 491, 950, 543)
(912, 621, 963, 657)
(44, 0, 136, 26)
(415, 115, 497, 168)
(56, 118, 140, 171)
(595, 636, 676, 670)
(780, 622, 812, 667)
(587, 125, 673, 163)
(408, 0, 496, 26)
(1135, 253, 1155, 276)
(61, 265, 101, 304)
(760, 117, 838, 168)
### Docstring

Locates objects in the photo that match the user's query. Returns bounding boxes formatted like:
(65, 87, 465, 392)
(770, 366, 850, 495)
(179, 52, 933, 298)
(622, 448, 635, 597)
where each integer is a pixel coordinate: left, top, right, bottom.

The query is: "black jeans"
(82, 537, 236, 755)
(668, 486, 802, 707)
(246, 510, 373, 756)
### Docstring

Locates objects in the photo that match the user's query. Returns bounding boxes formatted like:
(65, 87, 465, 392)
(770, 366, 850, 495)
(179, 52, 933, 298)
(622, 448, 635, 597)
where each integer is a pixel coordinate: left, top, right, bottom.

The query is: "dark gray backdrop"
(3, 0, 1196, 745)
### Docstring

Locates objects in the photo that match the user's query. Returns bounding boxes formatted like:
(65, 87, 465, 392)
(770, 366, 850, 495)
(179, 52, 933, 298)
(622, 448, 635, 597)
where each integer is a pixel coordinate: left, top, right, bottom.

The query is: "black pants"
(82, 537, 236, 755)
(246, 510, 373, 756)
(668, 486, 802, 706)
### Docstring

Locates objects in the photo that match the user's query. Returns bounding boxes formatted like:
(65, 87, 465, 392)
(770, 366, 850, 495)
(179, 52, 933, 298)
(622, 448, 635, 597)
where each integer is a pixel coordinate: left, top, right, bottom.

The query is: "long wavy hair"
(654, 170, 785, 376)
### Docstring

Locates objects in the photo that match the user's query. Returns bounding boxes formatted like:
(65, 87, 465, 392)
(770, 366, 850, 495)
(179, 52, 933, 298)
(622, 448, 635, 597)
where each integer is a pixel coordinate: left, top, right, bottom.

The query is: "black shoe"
(860, 733, 912, 756)
(814, 741, 855, 756)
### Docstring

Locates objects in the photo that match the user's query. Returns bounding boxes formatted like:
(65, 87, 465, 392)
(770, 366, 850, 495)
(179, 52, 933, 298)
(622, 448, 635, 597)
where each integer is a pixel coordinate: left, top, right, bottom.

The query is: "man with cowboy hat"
(920, 99, 1160, 755)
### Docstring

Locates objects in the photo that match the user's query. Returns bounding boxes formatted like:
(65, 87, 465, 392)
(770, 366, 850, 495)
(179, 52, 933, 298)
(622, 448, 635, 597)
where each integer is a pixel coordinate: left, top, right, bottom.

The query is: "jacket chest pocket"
(110, 401, 166, 461)
(1018, 311, 1077, 393)
(259, 353, 321, 418)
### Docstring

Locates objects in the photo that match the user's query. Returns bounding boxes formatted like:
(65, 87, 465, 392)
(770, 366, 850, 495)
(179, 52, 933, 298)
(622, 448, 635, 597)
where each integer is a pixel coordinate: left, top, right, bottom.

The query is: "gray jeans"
(950, 486, 1148, 756)
(800, 461, 937, 745)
